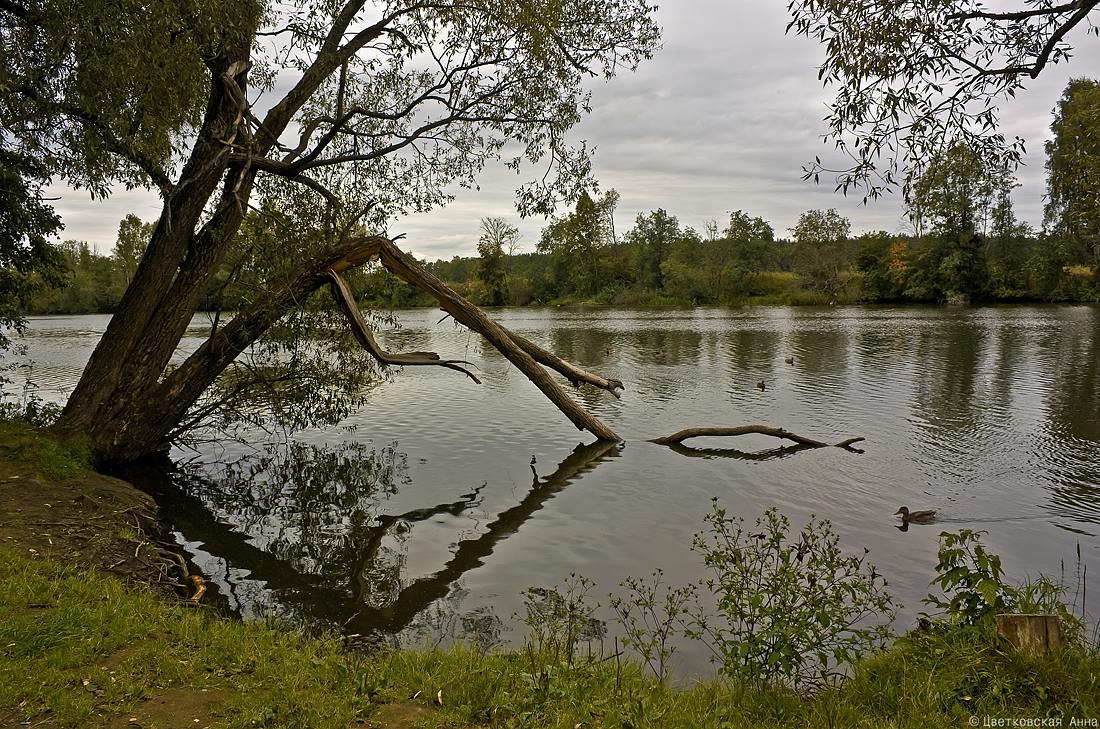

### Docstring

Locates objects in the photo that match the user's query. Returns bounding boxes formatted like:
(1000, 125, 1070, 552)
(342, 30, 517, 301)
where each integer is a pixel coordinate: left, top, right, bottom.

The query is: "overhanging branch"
(327, 269, 481, 383)
(372, 237, 621, 441)
(948, 1, 1086, 21)
(161, 234, 622, 443)
(14, 87, 175, 194)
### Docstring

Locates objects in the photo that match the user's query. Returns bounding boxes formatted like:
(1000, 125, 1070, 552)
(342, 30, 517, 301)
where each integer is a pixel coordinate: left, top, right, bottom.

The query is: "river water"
(7, 306, 1100, 673)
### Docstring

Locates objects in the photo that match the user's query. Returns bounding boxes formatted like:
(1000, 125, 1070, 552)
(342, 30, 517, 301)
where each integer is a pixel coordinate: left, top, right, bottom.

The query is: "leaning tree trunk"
(53, 51, 257, 463)
(88, 235, 623, 465)
(52, 29, 327, 462)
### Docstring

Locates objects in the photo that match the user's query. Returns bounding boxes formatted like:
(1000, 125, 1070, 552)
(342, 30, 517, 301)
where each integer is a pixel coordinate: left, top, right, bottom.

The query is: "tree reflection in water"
(131, 437, 620, 649)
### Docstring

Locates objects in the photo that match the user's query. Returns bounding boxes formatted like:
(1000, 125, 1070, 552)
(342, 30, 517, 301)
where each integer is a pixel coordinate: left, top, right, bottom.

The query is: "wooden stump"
(995, 614, 1063, 656)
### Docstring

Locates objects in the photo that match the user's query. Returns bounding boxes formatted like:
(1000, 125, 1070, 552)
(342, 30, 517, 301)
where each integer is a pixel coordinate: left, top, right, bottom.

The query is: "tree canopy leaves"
(787, 0, 1100, 199)
(1045, 77, 1100, 262)
(3, 0, 661, 220)
(0, 149, 63, 348)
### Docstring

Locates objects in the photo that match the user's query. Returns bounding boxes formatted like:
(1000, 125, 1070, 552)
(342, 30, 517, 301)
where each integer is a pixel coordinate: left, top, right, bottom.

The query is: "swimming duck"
(894, 506, 936, 524)
(785, 356, 794, 365)
(756, 380, 766, 391)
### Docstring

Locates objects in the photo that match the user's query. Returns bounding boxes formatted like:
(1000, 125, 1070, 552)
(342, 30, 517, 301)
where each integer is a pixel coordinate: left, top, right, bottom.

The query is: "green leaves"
(0, 150, 64, 349)
(925, 529, 1089, 641)
(686, 501, 896, 689)
(609, 569, 697, 683)
(475, 217, 517, 306)
(785, 0, 1085, 198)
(1044, 78, 1100, 263)
(925, 529, 1015, 624)
(519, 574, 603, 671)
(3, 0, 261, 194)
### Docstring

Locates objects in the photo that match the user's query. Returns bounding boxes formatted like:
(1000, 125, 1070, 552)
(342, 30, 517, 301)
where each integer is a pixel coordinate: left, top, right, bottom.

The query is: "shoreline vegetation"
(17, 220, 1100, 317)
(2, 423, 1098, 728)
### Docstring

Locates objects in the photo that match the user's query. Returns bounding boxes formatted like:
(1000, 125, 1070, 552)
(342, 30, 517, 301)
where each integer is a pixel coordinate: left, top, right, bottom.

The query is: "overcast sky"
(50, 1, 1100, 261)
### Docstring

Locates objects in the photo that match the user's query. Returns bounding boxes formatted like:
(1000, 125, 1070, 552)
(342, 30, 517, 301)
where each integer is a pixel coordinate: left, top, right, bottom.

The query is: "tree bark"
(327, 270, 482, 383)
(995, 614, 1063, 655)
(53, 51, 255, 444)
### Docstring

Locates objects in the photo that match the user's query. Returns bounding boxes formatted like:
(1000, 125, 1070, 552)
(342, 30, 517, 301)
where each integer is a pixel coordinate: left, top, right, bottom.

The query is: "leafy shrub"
(0, 388, 62, 428)
(925, 530, 1088, 640)
(925, 529, 1014, 624)
(686, 501, 895, 689)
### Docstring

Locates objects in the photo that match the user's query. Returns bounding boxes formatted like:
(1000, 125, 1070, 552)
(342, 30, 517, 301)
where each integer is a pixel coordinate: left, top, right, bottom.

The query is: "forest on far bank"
(18, 77, 1100, 316)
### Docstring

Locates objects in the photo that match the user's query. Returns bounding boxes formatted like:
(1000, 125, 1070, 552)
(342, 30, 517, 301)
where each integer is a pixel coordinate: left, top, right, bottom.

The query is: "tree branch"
(651, 426, 864, 450)
(258, 2, 442, 154)
(948, 1, 1084, 21)
(327, 269, 482, 383)
(1023, 0, 1099, 77)
(14, 87, 174, 194)
(157, 234, 622, 443)
(373, 238, 621, 441)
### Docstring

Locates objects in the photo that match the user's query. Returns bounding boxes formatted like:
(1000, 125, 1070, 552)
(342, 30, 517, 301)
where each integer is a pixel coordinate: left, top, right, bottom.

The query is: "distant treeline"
(21, 78, 1100, 314)
(22, 201, 1098, 316)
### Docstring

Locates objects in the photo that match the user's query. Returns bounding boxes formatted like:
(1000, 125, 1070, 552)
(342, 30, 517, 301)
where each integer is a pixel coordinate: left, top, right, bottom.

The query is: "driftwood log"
(995, 614, 1063, 656)
(651, 425, 865, 450)
(665, 442, 832, 462)
(324, 238, 622, 441)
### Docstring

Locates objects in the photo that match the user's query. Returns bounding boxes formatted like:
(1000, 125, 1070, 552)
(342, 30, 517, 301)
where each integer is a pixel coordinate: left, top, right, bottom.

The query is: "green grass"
(0, 420, 91, 480)
(2, 551, 1099, 728)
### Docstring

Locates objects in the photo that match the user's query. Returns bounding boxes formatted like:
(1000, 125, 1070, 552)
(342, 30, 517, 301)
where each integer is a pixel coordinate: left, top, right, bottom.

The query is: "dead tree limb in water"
(375, 240, 624, 400)
(338, 237, 622, 442)
(144, 235, 621, 458)
(506, 331, 624, 398)
(651, 426, 864, 450)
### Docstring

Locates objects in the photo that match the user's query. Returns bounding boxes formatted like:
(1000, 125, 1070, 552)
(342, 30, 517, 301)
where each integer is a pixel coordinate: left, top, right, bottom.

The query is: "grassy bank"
(2, 550, 1099, 728)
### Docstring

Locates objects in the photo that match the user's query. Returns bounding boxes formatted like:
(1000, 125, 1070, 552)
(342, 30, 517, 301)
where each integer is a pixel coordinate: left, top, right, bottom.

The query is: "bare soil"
(0, 455, 179, 591)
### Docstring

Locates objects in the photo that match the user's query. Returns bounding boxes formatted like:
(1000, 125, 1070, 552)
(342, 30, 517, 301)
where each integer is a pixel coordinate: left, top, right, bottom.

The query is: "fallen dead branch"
(331, 239, 622, 441)
(664, 442, 827, 461)
(328, 271, 482, 383)
(651, 425, 865, 450)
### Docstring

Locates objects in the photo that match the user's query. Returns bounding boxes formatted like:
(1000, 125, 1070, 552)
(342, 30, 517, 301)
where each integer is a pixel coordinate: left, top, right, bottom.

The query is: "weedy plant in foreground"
(685, 501, 896, 689)
(519, 574, 604, 667)
(610, 569, 697, 683)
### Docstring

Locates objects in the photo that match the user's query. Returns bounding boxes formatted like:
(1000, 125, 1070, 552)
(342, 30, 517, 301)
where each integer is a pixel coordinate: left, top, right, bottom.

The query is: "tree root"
(651, 425, 864, 450)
